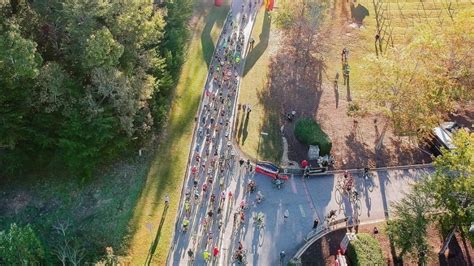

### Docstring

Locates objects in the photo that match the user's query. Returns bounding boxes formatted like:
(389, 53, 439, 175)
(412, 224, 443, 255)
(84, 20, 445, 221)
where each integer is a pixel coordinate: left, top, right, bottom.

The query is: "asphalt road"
(167, 1, 433, 265)
(168, 0, 260, 265)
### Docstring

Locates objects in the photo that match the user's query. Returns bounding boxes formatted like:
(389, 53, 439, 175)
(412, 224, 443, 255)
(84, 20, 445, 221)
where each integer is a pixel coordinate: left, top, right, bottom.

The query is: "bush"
(347, 233, 384, 266)
(0, 223, 45, 265)
(294, 118, 332, 155)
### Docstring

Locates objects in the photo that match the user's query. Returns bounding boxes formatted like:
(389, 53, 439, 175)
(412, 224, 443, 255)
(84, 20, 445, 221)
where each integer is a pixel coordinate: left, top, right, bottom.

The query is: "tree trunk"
(376, 119, 389, 151)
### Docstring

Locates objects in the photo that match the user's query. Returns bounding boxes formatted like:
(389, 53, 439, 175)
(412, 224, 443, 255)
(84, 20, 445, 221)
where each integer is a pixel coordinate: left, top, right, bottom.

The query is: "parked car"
(428, 122, 460, 156)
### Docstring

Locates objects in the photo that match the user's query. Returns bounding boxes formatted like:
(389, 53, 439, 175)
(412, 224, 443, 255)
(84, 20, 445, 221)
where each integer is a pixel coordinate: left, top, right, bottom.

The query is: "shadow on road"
(201, 4, 230, 67)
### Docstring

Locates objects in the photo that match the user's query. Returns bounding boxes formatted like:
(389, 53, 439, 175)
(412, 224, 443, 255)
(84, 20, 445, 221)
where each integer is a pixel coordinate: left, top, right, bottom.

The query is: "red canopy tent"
(215, 0, 223, 7)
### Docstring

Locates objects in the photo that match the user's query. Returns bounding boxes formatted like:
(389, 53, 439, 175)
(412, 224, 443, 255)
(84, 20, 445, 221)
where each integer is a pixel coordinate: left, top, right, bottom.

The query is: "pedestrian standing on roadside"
(239, 158, 245, 167)
(280, 250, 286, 264)
(213, 246, 219, 258)
(313, 218, 319, 229)
(165, 194, 169, 206)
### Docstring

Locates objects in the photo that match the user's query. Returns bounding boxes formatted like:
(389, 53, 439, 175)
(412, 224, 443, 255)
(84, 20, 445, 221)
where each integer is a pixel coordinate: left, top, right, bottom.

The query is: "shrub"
(347, 233, 384, 266)
(0, 223, 45, 265)
(294, 118, 332, 155)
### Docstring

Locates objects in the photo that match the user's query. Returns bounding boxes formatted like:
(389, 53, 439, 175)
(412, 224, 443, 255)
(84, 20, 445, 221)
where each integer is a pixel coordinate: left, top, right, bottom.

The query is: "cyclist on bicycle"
(184, 201, 190, 214)
(255, 212, 265, 224)
(240, 199, 246, 210)
(210, 193, 216, 204)
(187, 248, 194, 260)
(182, 218, 190, 232)
(248, 180, 256, 193)
(203, 250, 211, 262)
(220, 191, 226, 202)
(194, 188, 199, 200)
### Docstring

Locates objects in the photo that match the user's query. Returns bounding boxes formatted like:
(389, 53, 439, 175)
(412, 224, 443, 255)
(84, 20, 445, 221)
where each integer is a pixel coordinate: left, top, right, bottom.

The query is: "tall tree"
(0, 22, 42, 149)
(161, 0, 193, 77)
(0, 223, 45, 265)
(423, 129, 473, 229)
(357, 14, 473, 144)
(386, 184, 434, 264)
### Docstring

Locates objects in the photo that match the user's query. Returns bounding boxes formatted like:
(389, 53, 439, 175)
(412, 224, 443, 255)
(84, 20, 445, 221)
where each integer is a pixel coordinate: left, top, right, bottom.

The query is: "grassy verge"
(125, 1, 230, 264)
(236, 7, 283, 163)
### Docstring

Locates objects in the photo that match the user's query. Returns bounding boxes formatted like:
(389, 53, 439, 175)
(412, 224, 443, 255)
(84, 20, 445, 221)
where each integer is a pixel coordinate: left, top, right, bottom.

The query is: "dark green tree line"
(0, 0, 193, 177)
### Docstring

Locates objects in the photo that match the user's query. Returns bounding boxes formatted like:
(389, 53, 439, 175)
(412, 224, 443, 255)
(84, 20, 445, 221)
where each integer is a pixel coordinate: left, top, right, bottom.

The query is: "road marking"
(299, 204, 306, 218)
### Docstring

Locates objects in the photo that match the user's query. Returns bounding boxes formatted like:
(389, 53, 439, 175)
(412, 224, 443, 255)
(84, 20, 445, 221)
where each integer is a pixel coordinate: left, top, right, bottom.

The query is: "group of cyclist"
(182, 1, 261, 264)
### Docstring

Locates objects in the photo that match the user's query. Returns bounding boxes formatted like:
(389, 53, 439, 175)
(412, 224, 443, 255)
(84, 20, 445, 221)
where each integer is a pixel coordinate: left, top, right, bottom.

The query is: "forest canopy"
(0, 0, 193, 176)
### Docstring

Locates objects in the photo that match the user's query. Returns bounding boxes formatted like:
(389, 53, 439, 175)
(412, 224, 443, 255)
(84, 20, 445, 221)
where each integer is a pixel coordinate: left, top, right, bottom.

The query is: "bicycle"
(232, 249, 248, 264)
(253, 213, 265, 230)
(334, 186, 343, 205)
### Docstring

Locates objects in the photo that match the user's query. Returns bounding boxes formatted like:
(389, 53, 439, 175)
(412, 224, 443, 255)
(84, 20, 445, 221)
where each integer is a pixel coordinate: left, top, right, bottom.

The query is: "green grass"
(237, 7, 283, 163)
(125, 1, 230, 264)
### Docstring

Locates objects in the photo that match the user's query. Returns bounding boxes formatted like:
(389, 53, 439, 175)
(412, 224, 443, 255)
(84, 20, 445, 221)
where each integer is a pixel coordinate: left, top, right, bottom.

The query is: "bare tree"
(52, 222, 85, 266)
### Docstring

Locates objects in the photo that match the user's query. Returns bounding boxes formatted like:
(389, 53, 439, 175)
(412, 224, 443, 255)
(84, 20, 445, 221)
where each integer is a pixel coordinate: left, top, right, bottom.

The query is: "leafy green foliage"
(386, 183, 434, 264)
(0, 223, 45, 265)
(294, 118, 332, 155)
(423, 129, 473, 229)
(359, 16, 473, 138)
(0, 22, 42, 150)
(347, 233, 384, 265)
(83, 28, 124, 69)
(0, 0, 193, 176)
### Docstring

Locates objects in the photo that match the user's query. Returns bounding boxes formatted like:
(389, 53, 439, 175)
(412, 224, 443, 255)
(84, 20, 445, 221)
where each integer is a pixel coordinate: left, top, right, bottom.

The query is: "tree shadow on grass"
(145, 205, 169, 265)
(241, 112, 250, 145)
(201, 4, 229, 67)
(259, 111, 283, 163)
(243, 11, 271, 77)
(256, 45, 325, 162)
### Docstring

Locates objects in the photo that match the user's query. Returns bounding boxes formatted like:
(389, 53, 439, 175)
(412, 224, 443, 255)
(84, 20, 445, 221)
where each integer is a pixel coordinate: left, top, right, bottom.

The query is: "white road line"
(299, 204, 306, 218)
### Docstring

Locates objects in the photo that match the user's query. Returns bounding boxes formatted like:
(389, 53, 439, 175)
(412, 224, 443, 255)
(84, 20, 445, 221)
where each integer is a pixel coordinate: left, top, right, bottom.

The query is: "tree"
(347, 233, 384, 265)
(52, 222, 85, 266)
(161, 0, 193, 76)
(386, 184, 434, 264)
(423, 129, 473, 230)
(0, 223, 45, 265)
(83, 28, 124, 69)
(34, 62, 73, 113)
(358, 14, 473, 147)
(0, 22, 42, 149)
